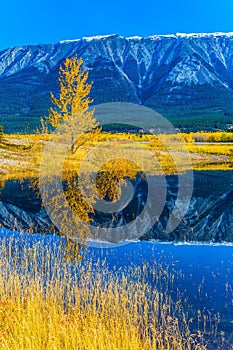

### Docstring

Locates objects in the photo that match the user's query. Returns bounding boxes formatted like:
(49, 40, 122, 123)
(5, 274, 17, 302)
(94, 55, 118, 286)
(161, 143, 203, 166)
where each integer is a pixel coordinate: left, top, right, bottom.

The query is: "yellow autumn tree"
(46, 56, 98, 153)
(38, 56, 101, 257)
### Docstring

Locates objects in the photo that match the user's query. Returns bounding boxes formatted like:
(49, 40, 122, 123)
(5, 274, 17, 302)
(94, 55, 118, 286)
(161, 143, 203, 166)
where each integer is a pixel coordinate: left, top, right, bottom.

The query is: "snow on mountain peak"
(82, 34, 120, 41)
(59, 35, 120, 44)
(176, 32, 233, 38)
(126, 36, 142, 40)
(147, 34, 176, 40)
(58, 32, 233, 45)
(59, 39, 81, 44)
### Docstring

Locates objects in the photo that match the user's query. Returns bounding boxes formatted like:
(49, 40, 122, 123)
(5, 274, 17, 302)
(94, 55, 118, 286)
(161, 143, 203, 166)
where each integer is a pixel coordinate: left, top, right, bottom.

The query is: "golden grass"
(0, 131, 232, 181)
(0, 235, 207, 350)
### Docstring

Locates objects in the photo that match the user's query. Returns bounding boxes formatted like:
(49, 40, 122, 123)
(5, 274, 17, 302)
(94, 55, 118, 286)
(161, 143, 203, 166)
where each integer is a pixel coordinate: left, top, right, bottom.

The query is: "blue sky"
(1, 0, 233, 50)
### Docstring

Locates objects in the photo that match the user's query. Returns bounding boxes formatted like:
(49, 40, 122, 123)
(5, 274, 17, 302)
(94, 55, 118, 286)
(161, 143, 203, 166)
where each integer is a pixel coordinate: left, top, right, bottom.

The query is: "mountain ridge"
(1, 32, 233, 132)
(4, 32, 233, 49)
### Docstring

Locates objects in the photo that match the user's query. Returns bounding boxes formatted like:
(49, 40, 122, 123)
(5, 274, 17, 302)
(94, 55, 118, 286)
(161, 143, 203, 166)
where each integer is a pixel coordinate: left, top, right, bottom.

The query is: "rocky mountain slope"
(1, 171, 232, 243)
(1, 33, 233, 128)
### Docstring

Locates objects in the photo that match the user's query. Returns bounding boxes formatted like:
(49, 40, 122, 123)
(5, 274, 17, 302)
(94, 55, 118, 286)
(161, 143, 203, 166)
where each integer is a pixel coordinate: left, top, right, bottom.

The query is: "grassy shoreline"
(0, 131, 232, 180)
(0, 234, 207, 350)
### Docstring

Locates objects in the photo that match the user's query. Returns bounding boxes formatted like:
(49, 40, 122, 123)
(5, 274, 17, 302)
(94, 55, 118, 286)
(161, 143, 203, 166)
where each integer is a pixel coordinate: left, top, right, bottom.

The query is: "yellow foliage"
(46, 56, 93, 129)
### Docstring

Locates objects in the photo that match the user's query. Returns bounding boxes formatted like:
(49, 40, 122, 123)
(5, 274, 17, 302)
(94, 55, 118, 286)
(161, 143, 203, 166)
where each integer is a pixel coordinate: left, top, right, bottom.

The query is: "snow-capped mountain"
(1, 33, 233, 125)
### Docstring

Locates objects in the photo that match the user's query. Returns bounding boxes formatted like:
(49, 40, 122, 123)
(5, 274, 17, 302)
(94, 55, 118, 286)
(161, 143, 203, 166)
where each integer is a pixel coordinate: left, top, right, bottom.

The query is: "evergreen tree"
(0, 125, 4, 140)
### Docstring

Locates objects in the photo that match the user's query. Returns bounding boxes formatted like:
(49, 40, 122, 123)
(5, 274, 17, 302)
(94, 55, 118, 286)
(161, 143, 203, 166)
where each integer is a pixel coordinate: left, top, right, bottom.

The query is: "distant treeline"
(180, 131, 233, 143)
(89, 131, 233, 146)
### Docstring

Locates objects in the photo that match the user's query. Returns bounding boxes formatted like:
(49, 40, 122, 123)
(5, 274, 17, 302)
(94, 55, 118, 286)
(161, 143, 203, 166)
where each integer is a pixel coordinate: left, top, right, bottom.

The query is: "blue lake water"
(89, 240, 233, 341)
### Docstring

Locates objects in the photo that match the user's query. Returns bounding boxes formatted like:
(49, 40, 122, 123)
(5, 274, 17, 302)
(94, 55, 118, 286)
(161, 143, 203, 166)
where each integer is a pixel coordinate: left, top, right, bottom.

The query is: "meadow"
(0, 131, 232, 181)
